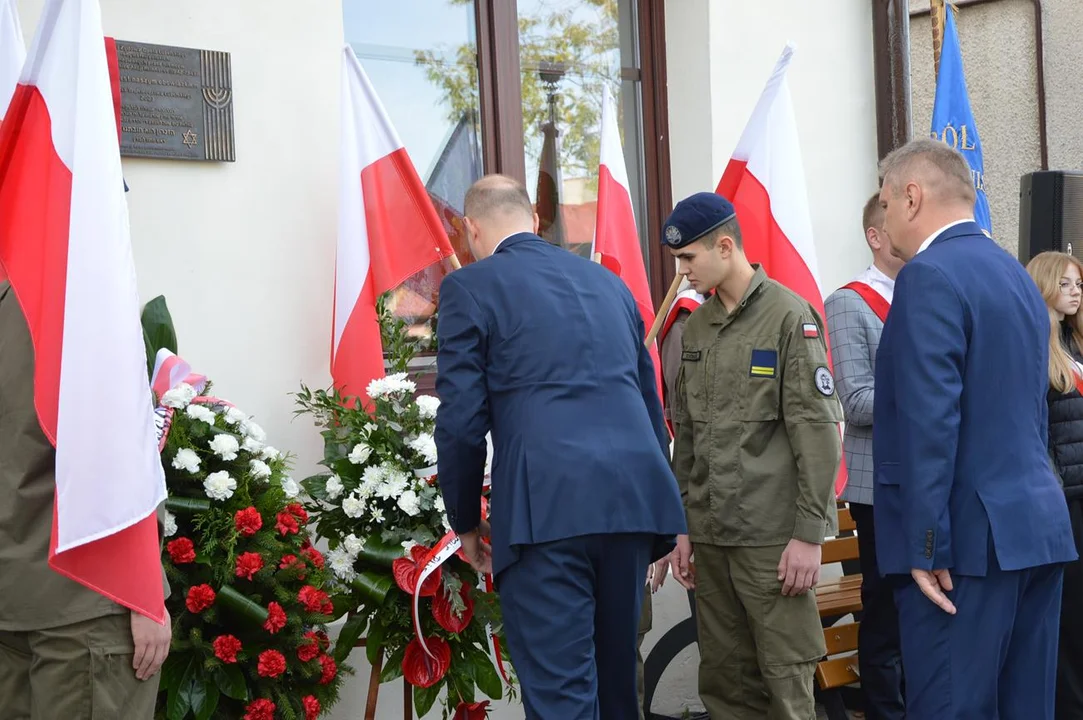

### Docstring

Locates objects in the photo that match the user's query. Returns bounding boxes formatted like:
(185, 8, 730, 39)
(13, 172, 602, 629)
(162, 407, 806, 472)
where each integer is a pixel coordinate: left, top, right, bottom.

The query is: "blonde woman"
(1027, 250, 1083, 719)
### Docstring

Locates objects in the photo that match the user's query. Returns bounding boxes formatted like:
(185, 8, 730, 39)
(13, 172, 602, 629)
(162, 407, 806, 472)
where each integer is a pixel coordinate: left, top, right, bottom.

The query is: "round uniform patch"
(664, 225, 682, 244)
(814, 366, 835, 396)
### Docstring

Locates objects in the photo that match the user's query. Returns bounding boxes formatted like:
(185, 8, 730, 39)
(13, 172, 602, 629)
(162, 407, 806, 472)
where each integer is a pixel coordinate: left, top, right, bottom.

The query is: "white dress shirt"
(849, 264, 896, 305)
(915, 218, 973, 256)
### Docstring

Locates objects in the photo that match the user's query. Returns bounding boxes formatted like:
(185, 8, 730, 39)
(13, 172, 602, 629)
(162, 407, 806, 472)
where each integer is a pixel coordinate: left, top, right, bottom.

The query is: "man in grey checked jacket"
(824, 193, 905, 720)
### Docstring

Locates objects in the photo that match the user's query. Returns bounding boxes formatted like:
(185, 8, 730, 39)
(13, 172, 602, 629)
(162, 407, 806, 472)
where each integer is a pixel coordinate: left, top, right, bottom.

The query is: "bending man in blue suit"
(434, 175, 687, 720)
(873, 138, 1077, 718)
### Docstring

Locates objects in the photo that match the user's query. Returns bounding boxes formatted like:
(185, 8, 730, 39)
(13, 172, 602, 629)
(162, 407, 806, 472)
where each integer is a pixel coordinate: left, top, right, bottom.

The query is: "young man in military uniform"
(663, 192, 842, 719)
(0, 281, 172, 719)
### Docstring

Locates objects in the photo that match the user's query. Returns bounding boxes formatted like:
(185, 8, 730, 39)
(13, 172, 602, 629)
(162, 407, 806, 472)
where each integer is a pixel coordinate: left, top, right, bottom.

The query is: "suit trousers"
(497, 532, 653, 720)
(0, 612, 158, 720)
(850, 502, 905, 720)
(895, 536, 1064, 720)
(1056, 496, 1083, 720)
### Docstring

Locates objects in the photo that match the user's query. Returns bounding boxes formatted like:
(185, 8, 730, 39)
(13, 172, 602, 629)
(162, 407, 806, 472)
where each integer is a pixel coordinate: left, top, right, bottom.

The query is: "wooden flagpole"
(593, 251, 681, 349)
(931, 0, 948, 80)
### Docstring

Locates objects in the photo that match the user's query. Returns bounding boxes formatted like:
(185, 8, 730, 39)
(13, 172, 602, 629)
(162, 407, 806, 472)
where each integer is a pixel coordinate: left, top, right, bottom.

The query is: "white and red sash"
(842, 281, 890, 323)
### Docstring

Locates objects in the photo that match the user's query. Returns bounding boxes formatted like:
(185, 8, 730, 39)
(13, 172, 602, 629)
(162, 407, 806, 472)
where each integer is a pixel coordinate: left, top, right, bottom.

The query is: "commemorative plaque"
(116, 41, 235, 162)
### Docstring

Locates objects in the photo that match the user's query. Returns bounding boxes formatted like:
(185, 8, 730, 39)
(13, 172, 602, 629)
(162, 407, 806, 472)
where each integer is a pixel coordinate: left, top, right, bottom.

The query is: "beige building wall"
(909, 0, 1083, 257)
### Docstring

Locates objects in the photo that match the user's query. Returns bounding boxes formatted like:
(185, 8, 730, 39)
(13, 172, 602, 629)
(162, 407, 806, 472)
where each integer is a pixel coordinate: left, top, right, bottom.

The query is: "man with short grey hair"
(873, 138, 1076, 718)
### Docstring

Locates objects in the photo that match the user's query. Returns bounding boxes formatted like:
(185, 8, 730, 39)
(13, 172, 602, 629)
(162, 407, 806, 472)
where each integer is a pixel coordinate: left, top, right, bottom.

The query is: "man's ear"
(866, 226, 881, 251)
(906, 181, 922, 220)
(717, 235, 736, 257)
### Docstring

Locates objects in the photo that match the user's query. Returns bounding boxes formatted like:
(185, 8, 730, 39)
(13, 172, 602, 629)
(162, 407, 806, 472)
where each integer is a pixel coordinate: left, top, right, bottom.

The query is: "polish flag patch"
(802, 323, 819, 338)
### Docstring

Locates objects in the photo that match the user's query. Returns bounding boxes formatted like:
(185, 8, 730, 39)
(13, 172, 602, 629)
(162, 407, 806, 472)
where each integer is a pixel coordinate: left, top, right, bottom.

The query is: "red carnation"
(257, 649, 287, 678)
(298, 631, 322, 662)
(298, 585, 330, 614)
(279, 554, 307, 579)
(263, 602, 287, 634)
(301, 545, 325, 569)
(235, 552, 264, 581)
(402, 636, 451, 688)
(286, 502, 309, 524)
(318, 654, 338, 685)
(167, 537, 196, 564)
(276, 511, 299, 536)
(244, 699, 275, 720)
(213, 635, 242, 664)
(392, 545, 442, 597)
(303, 695, 320, 720)
(235, 507, 263, 536)
(432, 583, 474, 634)
(185, 584, 216, 614)
(454, 700, 491, 720)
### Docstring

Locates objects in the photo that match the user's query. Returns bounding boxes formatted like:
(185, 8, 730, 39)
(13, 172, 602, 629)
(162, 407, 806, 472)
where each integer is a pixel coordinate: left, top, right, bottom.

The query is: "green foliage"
(141, 295, 178, 379)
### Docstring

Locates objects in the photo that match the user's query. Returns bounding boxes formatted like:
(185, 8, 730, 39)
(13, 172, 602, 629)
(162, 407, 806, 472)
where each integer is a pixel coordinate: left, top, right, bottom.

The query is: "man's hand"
(459, 519, 493, 575)
(778, 538, 822, 596)
(912, 568, 956, 614)
(131, 609, 171, 681)
(649, 556, 670, 593)
(669, 534, 695, 590)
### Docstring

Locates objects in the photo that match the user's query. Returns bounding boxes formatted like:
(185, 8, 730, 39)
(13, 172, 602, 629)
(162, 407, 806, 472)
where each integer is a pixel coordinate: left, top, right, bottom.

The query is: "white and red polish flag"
(0, 0, 24, 120)
(715, 44, 848, 496)
(333, 45, 457, 406)
(0, 0, 168, 621)
(593, 85, 666, 430)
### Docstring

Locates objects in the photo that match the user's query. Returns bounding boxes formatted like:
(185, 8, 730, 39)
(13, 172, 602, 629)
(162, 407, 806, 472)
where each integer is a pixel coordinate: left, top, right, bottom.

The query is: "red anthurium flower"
(453, 700, 491, 720)
(402, 636, 451, 688)
(264, 602, 287, 634)
(432, 583, 474, 634)
(212, 635, 242, 664)
(392, 545, 442, 597)
(244, 699, 275, 720)
(167, 537, 196, 564)
(303, 695, 321, 720)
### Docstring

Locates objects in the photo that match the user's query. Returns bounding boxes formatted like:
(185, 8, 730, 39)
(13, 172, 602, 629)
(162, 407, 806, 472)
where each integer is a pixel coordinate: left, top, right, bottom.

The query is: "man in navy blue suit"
(873, 138, 1077, 718)
(434, 174, 687, 720)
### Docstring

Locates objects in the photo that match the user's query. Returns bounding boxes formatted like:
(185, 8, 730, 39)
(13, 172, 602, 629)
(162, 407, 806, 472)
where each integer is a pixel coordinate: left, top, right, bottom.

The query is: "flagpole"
(931, 0, 948, 79)
(449, 254, 462, 270)
(644, 273, 682, 348)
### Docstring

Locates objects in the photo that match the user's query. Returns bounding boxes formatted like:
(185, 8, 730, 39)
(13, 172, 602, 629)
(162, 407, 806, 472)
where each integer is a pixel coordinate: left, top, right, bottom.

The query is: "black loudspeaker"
(1018, 170, 1083, 262)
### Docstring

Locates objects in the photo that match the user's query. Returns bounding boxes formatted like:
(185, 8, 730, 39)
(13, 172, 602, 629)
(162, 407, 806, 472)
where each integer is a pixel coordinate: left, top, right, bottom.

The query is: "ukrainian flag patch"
(749, 349, 778, 378)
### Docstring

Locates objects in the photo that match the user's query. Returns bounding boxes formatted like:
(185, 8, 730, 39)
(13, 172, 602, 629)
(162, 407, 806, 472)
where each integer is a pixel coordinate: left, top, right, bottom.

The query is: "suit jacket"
(825, 287, 884, 506)
(434, 233, 687, 576)
(872, 221, 1076, 577)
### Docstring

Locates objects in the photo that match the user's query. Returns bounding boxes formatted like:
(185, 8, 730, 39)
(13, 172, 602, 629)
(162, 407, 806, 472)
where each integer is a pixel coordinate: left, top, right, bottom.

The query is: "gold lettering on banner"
(932, 125, 986, 195)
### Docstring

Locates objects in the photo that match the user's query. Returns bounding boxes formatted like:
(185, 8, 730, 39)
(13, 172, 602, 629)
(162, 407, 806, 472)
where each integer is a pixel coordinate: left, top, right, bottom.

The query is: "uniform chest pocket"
(740, 343, 781, 421)
(678, 347, 710, 420)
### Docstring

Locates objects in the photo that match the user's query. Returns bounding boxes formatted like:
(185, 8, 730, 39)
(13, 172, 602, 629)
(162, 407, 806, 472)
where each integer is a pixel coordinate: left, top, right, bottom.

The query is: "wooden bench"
(814, 503, 864, 719)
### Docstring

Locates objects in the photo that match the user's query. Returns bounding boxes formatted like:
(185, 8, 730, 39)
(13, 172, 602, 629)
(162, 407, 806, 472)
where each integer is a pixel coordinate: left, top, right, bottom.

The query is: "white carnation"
(161, 383, 197, 409)
(261, 446, 280, 461)
(407, 433, 438, 466)
(359, 465, 386, 498)
(163, 510, 177, 537)
(242, 436, 265, 454)
(341, 494, 365, 519)
(209, 434, 240, 461)
(249, 459, 272, 480)
(343, 533, 365, 556)
(246, 422, 267, 443)
(348, 443, 372, 465)
(325, 475, 344, 500)
(397, 489, 421, 517)
(366, 372, 416, 400)
(327, 547, 358, 581)
(415, 395, 440, 420)
(171, 448, 201, 474)
(281, 476, 301, 499)
(185, 404, 216, 424)
(203, 471, 237, 501)
(375, 470, 409, 500)
(224, 407, 249, 427)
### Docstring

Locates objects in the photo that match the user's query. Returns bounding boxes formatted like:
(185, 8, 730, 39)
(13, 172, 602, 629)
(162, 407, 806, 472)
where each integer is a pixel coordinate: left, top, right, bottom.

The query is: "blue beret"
(661, 192, 737, 248)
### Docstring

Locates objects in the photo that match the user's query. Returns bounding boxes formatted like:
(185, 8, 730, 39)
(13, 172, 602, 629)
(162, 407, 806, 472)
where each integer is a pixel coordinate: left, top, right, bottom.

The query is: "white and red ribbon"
(150, 349, 233, 449)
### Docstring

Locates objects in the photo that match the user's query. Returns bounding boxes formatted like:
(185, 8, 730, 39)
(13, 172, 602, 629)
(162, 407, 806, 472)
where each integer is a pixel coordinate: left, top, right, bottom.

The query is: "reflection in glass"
(343, 1, 483, 346)
(518, 0, 647, 264)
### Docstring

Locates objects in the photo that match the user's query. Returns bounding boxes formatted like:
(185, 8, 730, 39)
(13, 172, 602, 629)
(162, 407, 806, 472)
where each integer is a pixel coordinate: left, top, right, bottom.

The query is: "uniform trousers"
(1057, 495, 1083, 719)
(895, 535, 1064, 720)
(693, 543, 825, 720)
(0, 612, 158, 720)
(498, 532, 653, 720)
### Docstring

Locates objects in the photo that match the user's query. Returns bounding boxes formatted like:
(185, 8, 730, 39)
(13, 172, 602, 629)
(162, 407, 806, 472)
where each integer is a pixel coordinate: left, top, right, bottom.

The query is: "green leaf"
(141, 295, 178, 378)
(165, 497, 213, 515)
(181, 675, 206, 720)
(365, 620, 385, 666)
(356, 536, 404, 569)
(471, 648, 503, 700)
(449, 666, 476, 705)
(301, 473, 332, 503)
(159, 653, 186, 691)
(217, 585, 270, 627)
(334, 613, 368, 664)
(213, 664, 248, 701)
(414, 680, 443, 717)
(192, 683, 219, 720)
(166, 658, 196, 720)
(352, 570, 394, 605)
(380, 644, 406, 683)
